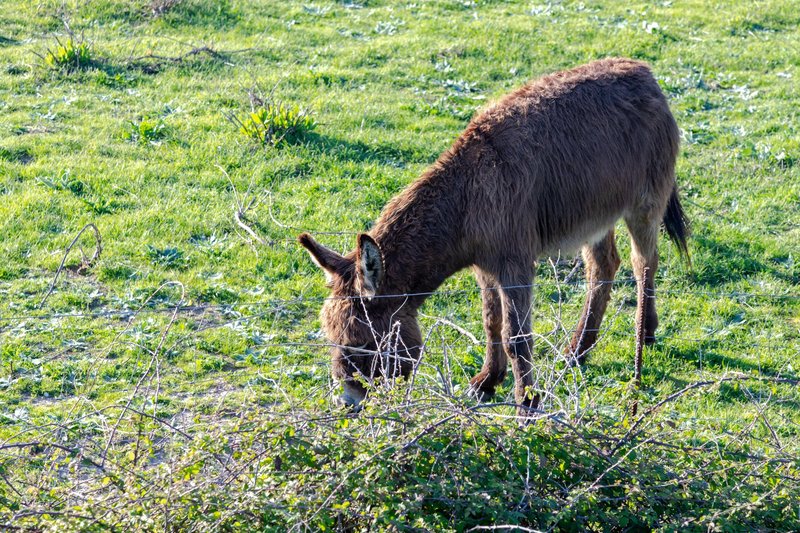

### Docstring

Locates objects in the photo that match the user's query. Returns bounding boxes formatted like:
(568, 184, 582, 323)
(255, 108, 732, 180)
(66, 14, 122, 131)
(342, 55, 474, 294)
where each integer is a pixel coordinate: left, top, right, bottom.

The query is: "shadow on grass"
(155, 0, 241, 30)
(668, 340, 775, 374)
(592, 336, 800, 406)
(305, 132, 441, 168)
(591, 356, 691, 391)
(689, 234, 798, 286)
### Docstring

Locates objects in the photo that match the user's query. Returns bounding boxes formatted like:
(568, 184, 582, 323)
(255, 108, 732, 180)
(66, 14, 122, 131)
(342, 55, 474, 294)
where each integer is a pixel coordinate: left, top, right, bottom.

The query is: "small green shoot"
(123, 117, 167, 145)
(146, 245, 187, 269)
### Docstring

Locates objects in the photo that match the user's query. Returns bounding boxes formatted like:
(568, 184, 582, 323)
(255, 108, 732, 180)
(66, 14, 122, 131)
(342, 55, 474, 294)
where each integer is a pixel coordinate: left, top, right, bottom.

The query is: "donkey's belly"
(540, 217, 618, 259)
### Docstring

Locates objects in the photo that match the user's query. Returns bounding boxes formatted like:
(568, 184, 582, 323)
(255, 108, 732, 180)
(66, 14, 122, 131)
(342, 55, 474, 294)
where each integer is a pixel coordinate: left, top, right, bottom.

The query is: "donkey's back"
(457, 58, 680, 262)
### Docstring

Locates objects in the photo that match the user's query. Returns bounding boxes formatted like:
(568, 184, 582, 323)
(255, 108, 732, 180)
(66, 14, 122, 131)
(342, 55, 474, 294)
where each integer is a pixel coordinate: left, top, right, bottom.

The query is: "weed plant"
(230, 102, 316, 146)
(40, 36, 92, 71)
(123, 117, 167, 144)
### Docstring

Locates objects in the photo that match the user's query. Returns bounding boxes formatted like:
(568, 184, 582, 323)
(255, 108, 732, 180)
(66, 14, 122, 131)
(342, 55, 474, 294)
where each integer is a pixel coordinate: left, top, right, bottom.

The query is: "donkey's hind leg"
(567, 230, 621, 364)
(626, 215, 660, 344)
(468, 268, 508, 401)
(625, 212, 661, 388)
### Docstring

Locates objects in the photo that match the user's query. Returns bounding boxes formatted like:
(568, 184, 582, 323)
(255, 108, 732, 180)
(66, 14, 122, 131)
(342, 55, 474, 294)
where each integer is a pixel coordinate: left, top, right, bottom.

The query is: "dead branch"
(101, 281, 185, 467)
(1, 441, 106, 472)
(420, 313, 481, 345)
(468, 526, 545, 533)
(613, 373, 800, 456)
(217, 165, 270, 247)
(234, 207, 268, 246)
(39, 223, 102, 308)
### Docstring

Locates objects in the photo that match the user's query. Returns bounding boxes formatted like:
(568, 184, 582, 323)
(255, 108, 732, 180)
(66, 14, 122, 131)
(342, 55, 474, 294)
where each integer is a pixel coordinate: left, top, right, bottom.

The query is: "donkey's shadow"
(306, 132, 441, 168)
(689, 234, 798, 287)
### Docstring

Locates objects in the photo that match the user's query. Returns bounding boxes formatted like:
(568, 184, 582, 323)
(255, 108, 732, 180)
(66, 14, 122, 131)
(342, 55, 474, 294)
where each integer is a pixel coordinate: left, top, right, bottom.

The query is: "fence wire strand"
(1, 278, 798, 324)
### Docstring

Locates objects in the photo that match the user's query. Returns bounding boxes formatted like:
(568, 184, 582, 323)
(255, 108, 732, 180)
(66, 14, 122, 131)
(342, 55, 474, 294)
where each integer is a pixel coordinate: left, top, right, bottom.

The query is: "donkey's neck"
(370, 159, 469, 305)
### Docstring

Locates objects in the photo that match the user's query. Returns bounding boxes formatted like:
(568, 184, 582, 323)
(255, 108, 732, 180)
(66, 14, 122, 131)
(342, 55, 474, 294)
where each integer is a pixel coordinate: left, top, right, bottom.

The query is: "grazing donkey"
(300, 58, 689, 416)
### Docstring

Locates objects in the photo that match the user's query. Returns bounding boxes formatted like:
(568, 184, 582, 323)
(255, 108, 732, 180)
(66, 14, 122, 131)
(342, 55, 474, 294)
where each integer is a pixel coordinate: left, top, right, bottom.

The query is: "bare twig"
(468, 526, 545, 533)
(100, 282, 185, 467)
(1, 441, 106, 472)
(613, 373, 800, 456)
(39, 223, 102, 308)
(217, 164, 270, 247)
(420, 313, 481, 345)
(235, 207, 268, 246)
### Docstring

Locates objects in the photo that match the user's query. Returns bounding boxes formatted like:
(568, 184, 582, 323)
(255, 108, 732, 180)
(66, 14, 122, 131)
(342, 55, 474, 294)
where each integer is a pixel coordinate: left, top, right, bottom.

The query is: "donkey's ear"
(356, 233, 384, 299)
(298, 233, 352, 282)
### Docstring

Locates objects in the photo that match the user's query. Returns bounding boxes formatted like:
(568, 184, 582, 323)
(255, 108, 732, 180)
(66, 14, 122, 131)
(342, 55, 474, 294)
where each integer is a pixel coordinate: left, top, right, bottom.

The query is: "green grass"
(1, 0, 799, 530)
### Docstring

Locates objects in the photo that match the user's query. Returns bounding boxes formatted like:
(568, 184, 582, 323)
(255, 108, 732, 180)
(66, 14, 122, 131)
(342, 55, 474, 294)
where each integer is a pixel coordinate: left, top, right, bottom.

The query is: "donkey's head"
(299, 233, 422, 406)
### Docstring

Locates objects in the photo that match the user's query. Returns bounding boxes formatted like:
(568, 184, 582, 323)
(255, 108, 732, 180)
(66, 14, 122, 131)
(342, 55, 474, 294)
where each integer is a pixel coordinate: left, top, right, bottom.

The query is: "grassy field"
(1, 0, 799, 530)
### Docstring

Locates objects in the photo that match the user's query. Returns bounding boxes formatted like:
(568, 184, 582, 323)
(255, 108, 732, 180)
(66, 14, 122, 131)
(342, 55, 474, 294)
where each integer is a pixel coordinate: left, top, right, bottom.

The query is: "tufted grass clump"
(123, 117, 167, 145)
(41, 36, 93, 72)
(229, 102, 316, 146)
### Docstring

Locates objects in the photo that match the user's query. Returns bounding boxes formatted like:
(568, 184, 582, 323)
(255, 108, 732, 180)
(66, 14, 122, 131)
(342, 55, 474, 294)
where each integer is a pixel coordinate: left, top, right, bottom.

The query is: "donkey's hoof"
(516, 393, 541, 418)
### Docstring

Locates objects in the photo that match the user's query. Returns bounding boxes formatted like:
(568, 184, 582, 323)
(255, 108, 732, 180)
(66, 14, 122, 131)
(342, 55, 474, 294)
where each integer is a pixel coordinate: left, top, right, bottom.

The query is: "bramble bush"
(7, 375, 799, 532)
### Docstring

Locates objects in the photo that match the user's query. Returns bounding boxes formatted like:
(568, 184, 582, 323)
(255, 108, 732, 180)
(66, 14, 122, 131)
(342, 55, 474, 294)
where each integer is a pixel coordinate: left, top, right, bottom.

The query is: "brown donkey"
(300, 58, 689, 416)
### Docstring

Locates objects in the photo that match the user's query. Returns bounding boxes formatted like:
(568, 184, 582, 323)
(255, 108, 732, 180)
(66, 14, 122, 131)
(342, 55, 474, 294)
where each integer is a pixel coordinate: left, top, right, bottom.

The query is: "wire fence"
(2, 277, 798, 323)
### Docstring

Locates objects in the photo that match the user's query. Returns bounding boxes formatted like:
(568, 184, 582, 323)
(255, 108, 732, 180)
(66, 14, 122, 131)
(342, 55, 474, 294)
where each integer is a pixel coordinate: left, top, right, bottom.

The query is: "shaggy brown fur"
(300, 58, 689, 415)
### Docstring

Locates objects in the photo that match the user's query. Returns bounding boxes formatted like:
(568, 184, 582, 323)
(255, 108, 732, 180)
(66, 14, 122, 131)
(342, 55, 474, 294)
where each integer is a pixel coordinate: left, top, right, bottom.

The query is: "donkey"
(299, 58, 689, 416)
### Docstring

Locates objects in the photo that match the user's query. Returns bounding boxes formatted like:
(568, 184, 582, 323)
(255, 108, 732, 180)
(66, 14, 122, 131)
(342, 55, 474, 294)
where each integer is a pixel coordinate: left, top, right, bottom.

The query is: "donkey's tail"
(662, 187, 691, 264)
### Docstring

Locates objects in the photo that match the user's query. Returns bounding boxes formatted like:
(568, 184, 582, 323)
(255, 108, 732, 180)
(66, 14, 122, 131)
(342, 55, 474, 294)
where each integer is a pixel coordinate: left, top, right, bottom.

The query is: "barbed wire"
(1, 278, 797, 324)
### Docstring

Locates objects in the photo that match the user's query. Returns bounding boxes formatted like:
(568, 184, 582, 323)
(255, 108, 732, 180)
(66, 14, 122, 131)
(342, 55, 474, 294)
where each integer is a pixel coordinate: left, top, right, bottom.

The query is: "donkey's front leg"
(497, 265, 538, 417)
(468, 268, 508, 401)
(568, 230, 621, 364)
